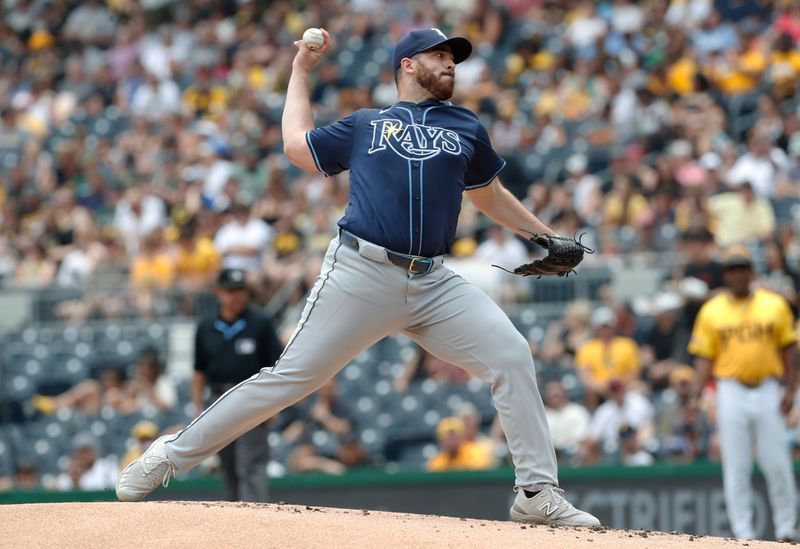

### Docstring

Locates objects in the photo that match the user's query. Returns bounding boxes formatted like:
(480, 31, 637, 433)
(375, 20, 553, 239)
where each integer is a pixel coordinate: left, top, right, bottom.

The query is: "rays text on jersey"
(368, 118, 462, 160)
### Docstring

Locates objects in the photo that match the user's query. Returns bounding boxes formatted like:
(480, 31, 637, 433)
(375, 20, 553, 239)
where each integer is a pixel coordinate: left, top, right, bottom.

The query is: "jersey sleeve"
(305, 111, 359, 177)
(688, 305, 717, 358)
(464, 121, 506, 190)
(775, 296, 798, 348)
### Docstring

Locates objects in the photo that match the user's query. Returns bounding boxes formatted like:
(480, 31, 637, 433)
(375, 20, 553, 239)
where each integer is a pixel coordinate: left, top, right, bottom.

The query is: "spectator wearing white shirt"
(619, 425, 655, 466)
(213, 201, 273, 272)
(725, 135, 789, 198)
(564, 154, 603, 222)
(130, 72, 182, 120)
(664, 0, 712, 29)
(566, 2, 608, 52)
(476, 226, 529, 302)
(476, 226, 528, 268)
(55, 433, 117, 491)
(544, 380, 591, 460)
(62, 0, 117, 46)
(139, 28, 177, 81)
(113, 188, 168, 254)
(55, 235, 101, 288)
(610, 0, 644, 34)
(588, 378, 655, 452)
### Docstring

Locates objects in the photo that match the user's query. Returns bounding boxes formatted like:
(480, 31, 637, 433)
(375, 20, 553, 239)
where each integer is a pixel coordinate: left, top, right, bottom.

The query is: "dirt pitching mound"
(0, 501, 786, 548)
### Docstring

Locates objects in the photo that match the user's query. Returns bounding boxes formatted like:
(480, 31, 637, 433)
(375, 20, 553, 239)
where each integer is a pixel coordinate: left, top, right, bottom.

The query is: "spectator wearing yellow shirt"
(455, 402, 498, 467)
(601, 174, 650, 228)
(174, 225, 220, 290)
(769, 34, 800, 99)
(576, 307, 641, 410)
(427, 417, 496, 472)
(182, 66, 228, 118)
(131, 232, 175, 290)
(667, 51, 698, 96)
(705, 35, 766, 95)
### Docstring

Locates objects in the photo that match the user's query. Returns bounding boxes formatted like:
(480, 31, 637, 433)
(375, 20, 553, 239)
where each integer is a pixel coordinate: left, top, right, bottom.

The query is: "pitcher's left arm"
(466, 178, 555, 239)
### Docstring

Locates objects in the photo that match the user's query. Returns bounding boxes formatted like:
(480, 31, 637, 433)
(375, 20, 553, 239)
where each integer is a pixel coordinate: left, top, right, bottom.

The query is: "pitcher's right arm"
(282, 28, 331, 172)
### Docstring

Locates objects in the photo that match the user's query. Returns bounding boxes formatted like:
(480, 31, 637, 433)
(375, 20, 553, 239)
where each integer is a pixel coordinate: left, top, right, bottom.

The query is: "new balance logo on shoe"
(509, 486, 601, 527)
(537, 501, 559, 516)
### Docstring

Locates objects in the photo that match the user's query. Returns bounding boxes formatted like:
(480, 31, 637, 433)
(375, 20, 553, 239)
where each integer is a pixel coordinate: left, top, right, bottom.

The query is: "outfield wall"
(0, 463, 791, 539)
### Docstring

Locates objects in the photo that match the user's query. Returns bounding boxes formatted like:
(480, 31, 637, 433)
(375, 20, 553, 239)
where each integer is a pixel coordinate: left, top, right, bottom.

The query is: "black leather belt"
(737, 378, 767, 389)
(339, 229, 436, 275)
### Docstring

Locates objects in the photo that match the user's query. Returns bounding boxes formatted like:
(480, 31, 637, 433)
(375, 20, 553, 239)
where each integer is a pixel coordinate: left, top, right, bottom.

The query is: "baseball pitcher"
(116, 27, 598, 527)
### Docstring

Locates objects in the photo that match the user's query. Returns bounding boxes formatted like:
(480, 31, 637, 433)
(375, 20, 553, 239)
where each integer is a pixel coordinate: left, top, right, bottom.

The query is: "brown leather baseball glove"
(495, 231, 593, 278)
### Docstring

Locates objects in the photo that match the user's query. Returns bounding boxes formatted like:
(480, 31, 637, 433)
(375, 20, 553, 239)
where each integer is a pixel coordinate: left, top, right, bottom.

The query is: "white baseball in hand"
(302, 28, 324, 51)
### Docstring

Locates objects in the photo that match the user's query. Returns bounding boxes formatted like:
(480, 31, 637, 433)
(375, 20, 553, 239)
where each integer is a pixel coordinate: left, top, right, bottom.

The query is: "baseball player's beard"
(415, 65, 454, 101)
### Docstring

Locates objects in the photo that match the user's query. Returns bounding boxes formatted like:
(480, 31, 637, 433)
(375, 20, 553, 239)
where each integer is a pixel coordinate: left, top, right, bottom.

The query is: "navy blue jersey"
(306, 99, 505, 257)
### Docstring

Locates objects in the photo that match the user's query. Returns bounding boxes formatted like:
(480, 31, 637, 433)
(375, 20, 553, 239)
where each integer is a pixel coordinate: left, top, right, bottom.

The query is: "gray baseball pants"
(166, 235, 558, 490)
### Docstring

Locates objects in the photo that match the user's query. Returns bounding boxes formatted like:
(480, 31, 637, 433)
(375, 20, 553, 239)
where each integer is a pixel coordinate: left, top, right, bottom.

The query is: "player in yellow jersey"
(689, 245, 798, 541)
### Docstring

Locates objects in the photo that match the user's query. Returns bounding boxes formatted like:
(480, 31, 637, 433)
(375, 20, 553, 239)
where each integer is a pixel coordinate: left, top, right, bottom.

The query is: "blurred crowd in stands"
(4, 0, 800, 490)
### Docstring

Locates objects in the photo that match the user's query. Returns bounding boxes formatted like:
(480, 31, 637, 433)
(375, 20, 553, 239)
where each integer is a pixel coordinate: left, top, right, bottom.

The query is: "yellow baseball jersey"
(688, 288, 797, 384)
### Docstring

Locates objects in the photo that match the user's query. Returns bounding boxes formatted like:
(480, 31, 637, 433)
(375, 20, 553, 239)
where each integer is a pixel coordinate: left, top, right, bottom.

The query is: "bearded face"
(413, 55, 455, 100)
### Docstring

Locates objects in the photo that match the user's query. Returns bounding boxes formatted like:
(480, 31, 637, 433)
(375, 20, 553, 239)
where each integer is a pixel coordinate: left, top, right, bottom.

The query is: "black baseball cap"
(721, 245, 753, 269)
(217, 268, 247, 289)
(392, 28, 472, 71)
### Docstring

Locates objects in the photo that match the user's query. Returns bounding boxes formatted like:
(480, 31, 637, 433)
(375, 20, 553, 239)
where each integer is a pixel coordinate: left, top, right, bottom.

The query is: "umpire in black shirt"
(193, 268, 282, 502)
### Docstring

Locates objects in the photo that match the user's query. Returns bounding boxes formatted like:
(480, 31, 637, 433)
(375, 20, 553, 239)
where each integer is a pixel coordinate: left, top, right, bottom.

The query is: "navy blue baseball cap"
(392, 28, 472, 71)
(217, 268, 247, 289)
